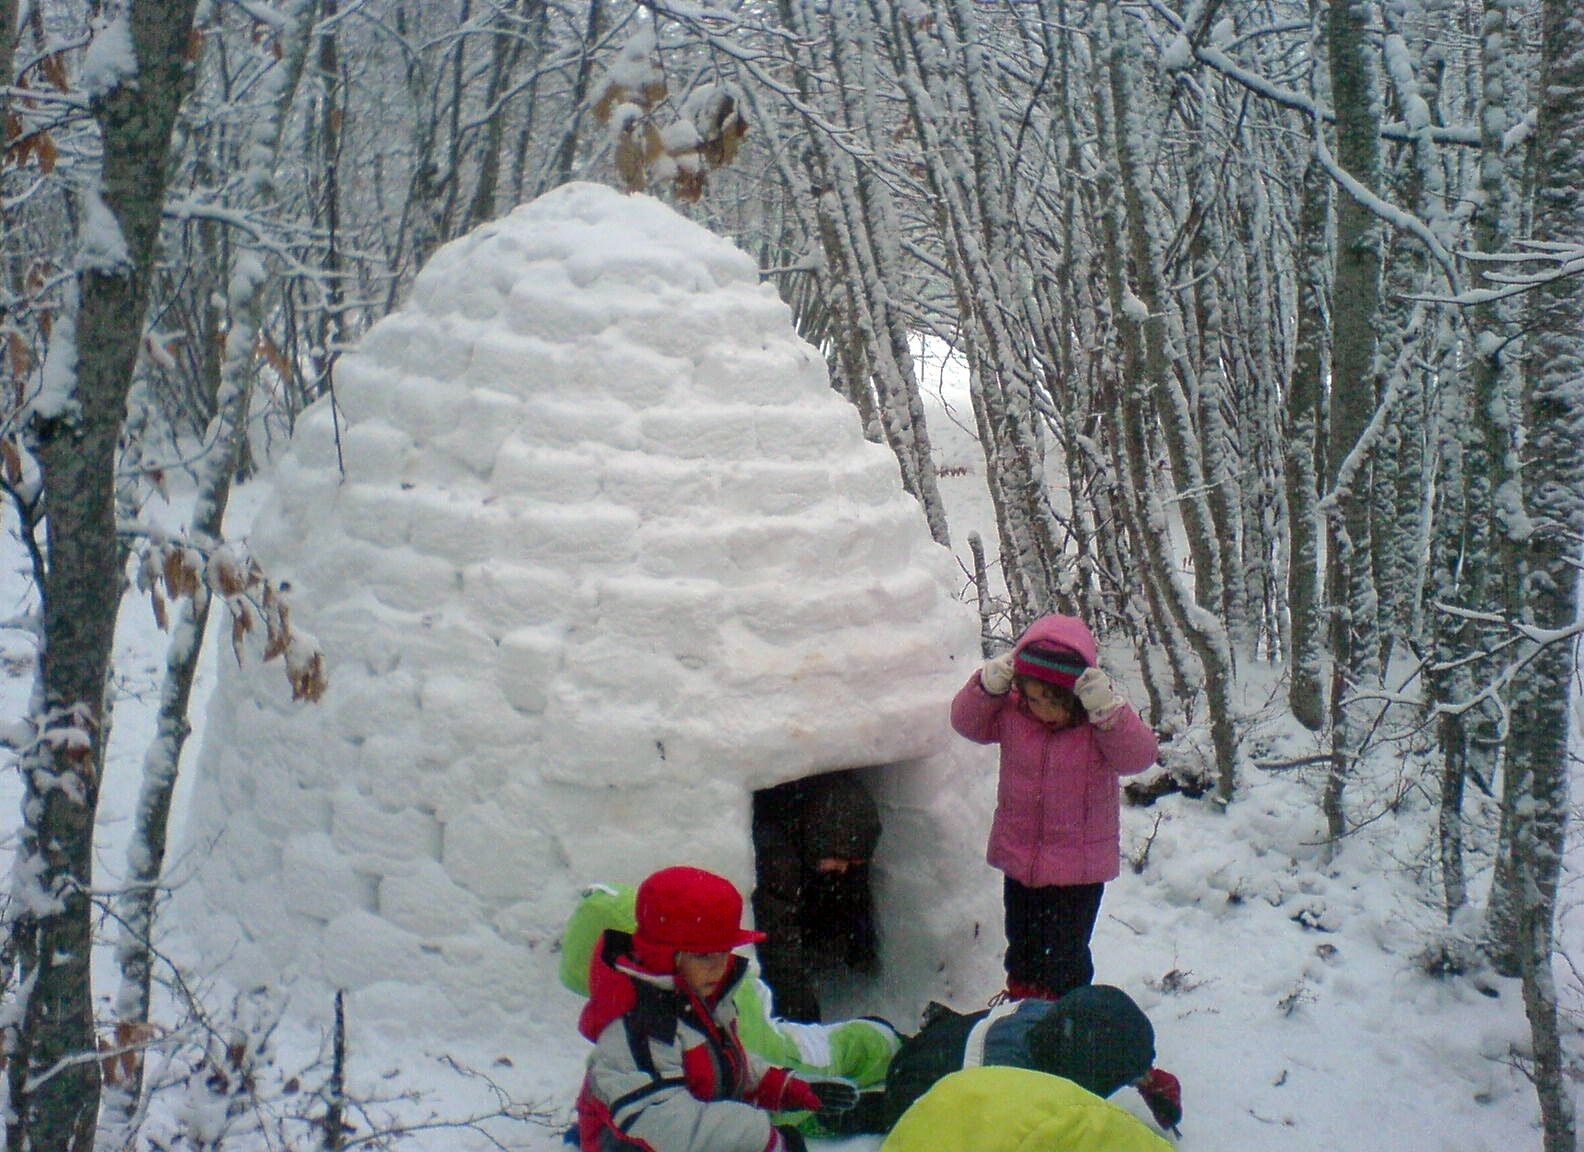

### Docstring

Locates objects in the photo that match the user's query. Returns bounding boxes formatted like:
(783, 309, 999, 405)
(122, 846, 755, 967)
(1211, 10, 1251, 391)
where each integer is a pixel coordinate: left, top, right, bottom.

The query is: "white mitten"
(980, 652, 1016, 695)
(1075, 666, 1123, 718)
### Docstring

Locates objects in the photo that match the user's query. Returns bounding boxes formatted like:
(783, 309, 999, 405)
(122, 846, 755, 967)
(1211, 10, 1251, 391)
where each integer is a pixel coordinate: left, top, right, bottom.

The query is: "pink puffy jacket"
(952, 615, 1159, 888)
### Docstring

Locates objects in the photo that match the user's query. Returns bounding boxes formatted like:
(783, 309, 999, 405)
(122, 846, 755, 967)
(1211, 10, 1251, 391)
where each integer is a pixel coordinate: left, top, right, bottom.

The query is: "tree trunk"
(5, 5, 202, 1150)
(1320, 0, 1386, 843)
(1101, 0, 1237, 800)
(1469, 0, 1532, 976)
(1508, 3, 1583, 1145)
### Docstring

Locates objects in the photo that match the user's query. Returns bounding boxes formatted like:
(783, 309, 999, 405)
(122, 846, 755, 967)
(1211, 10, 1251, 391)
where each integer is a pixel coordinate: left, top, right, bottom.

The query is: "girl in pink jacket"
(951, 614, 1159, 1002)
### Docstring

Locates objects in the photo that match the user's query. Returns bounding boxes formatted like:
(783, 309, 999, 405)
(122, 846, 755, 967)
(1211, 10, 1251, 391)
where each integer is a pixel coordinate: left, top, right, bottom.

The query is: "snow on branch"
(1423, 601, 1584, 719)
(1312, 135, 1460, 292)
(1423, 242, 1584, 307)
(1146, 5, 1476, 147)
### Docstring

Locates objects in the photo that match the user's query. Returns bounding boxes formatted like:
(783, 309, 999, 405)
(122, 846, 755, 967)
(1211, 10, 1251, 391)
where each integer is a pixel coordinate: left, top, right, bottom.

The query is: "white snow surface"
(172, 182, 995, 1053)
(0, 183, 1573, 1152)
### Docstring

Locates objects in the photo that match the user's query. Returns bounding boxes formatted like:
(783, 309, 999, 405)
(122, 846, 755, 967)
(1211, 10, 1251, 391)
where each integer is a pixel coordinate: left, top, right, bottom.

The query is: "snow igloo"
(177, 181, 999, 1047)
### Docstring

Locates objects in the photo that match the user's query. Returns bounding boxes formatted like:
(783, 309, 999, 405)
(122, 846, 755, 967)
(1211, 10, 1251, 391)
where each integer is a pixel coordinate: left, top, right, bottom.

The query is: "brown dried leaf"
(644, 121, 666, 166)
(615, 129, 647, 194)
(6, 330, 30, 380)
(102, 1021, 160, 1086)
(262, 600, 290, 663)
(593, 82, 623, 125)
(0, 439, 22, 487)
(150, 587, 169, 633)
(714, 114, 748, 168)
(182, 548, 206, 597)
(673, 168, 706, 203)
(254, 332, 293, 382)
(2, 114, 22, 170)
(230, 611, 251, 666)
(38, 53, 69, 93)
(639, 77, 668, 108)
(33, 132, 56, 174)
(288, 647, 328, 703)
(163, 548, 188, 599)
(210, 550, 247, 598)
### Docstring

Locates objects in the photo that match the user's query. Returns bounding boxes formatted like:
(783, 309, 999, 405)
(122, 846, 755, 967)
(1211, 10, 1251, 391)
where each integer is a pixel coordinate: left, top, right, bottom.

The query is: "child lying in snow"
(874, 986, 1182, 1134)
(881, 1065, 1175, 1152)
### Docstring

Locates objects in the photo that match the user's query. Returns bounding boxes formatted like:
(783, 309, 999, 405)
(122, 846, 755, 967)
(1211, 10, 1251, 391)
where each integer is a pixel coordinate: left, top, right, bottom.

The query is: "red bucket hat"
(1013, 643, 1088, 689)
(633, 866, 766, 971)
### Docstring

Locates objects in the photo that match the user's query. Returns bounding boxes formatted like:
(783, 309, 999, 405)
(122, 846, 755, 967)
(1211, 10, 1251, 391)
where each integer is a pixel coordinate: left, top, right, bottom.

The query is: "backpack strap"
(623, 1014, 661, 1080)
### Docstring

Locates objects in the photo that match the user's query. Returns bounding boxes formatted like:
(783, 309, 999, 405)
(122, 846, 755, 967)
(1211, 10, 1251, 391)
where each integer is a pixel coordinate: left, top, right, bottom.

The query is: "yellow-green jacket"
(881, 1066, 1174, 1152)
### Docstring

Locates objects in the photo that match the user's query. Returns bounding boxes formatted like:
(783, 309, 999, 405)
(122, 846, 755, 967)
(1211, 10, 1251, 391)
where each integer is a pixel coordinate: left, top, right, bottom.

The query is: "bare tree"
(1504, 2, 1583, 1147)
(1319, 0, 1387, 844)
(5, 4, 203, 1149)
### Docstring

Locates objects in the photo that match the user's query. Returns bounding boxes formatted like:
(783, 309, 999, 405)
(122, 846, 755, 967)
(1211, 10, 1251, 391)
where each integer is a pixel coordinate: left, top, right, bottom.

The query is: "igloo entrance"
(751, 768, 883, 1023)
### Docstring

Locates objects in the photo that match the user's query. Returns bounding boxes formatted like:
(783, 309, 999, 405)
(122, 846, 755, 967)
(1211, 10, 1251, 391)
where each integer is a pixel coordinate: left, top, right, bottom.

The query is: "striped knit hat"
(1013, 643, 1087, 689)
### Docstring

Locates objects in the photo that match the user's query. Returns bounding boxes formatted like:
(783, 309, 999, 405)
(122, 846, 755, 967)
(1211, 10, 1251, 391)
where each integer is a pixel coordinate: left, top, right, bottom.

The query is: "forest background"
(1, 1, 1582, 1151)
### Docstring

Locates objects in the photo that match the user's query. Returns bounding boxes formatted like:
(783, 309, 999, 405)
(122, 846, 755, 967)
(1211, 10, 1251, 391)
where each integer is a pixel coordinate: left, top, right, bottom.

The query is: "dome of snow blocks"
(176, 181, 993, 1045)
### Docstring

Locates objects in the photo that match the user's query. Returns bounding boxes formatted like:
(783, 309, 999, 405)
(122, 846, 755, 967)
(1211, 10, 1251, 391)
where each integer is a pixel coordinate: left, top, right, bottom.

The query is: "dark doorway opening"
(750, 769, 881, 1023)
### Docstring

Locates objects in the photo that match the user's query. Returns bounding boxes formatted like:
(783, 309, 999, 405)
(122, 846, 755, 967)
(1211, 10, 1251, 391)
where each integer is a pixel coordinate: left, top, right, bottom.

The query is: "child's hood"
(577, 929, 752, 1043)
(579, 929, 665, 1042)
(1013, 614, 1099, 665)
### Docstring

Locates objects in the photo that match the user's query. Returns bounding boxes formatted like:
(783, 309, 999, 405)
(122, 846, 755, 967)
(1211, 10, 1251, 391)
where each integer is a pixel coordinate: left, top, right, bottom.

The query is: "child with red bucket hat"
(576, 865, 858, 1152)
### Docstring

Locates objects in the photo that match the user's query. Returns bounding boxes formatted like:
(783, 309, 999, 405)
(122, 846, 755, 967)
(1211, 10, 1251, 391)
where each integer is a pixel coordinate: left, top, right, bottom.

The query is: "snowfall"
(2, 182, 1579, 1152)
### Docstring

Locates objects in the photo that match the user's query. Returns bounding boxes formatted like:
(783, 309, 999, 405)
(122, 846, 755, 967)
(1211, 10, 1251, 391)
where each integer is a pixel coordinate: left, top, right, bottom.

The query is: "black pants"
(1003, 876, 1104, 998)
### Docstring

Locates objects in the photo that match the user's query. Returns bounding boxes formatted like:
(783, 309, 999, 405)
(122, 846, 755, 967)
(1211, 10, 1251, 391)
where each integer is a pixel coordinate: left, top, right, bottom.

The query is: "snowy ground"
(3, 366, 1580, 1151)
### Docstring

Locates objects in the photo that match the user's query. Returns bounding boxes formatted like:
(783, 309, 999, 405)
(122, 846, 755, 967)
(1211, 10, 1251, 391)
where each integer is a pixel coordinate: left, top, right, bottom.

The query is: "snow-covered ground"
(2, 192, 1579, 1150)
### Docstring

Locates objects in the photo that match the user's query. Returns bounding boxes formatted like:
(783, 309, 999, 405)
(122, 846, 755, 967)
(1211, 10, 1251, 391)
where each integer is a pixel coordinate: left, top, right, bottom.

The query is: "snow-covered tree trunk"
(101, 358, 255, 1139)
(101, 2, 314, 1129)
(542, 0, 604, 195)
(1227, 165, 1292, 666)
(0, 2, 13, 156)
(1320, 0, 1386, 843)
(1100, 1, 1235, 799)
(4, 5, 202, 1150)
(311, 0, 349, 393)
(1034, 2, 1115, 628)
(1469, 0, 1535, 976)
(1191, 207, 1252, 653)
(1426, 311, 1493, 919)
(1507, 4, 1582, 1146)
(460, 0, 533, 235)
